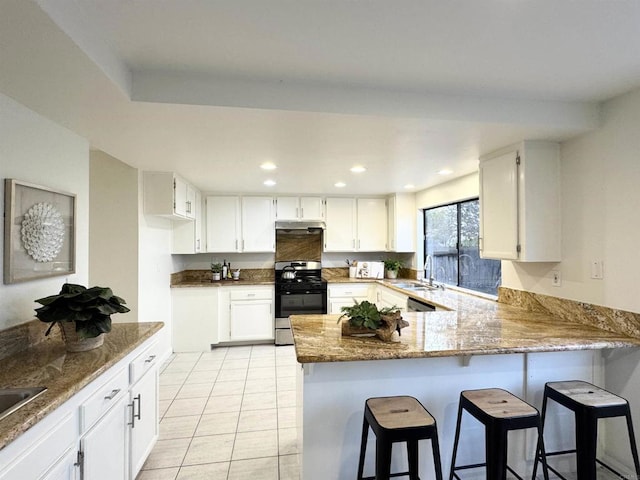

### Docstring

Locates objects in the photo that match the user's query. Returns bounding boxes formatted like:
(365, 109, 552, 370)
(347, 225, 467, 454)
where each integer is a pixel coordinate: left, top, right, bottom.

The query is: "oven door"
(275, 289, 327, 318)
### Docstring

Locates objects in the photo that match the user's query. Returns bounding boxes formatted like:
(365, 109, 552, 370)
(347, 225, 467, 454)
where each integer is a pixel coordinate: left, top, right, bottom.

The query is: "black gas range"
(274, 261, 328, 345)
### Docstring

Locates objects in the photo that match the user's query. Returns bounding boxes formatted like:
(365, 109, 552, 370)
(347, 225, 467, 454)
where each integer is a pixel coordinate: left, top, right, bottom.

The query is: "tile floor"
(137, 344, 300, 480)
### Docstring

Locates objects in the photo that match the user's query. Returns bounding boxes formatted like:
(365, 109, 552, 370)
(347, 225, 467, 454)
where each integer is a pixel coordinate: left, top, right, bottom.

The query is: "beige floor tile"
(203, 347, 228, 358)
(160, 415, 200, 440)
(227, 456, 278, 480)
(204, 394, 243, 414)
(216, 368, 247, 382)
(163, 362, 196, 373)
(164, 397, 207, 418)
(249, 357, 276, 368)
(192, 361, 222, 372)
(160, 372, 189, 386)
(242, 391, 277, 411)
(244, 377, 277, 394)
(278, 428, 298, 455)
(176, 382, 214, 399)
(251, 345, 277, 357)
(158, 399, 172, 418)
(232, 429, 278, 460)
(278, 454, 300, 480)
(160, 384, 181, 401)
(211, 380, 245, 396)
(176, 462, 229, 479)
(276, 376, 296, 392)
(277, 390, 296, 408)
(278, 407, 296, 429)
(247, 367, 276, 380)
(276, 366, 297, 378)
(136, 466, 179, 480)
(195, 411, 239, 436)
(183, 433, 235, 465)
(142, 438, 190, 469)
(237, 408, 278, 432)
(222, 358, 250, 370)
(173, 352, 202, 362)
(225, 346, 252, 359)
(185, 370, 219, 384)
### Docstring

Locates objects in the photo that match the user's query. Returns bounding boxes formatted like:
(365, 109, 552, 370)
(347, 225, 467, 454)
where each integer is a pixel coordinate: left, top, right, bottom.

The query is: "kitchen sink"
(0, 387, 47, 422)
(390, 282, 441, 292)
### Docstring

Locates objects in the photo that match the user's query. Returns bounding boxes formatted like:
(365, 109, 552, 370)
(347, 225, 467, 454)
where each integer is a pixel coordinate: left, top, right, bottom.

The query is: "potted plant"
(211, 262, 223, 281)
(338, 300, 407, 341)
(383, 259, 403, 279)
(35, 283, 130, 352)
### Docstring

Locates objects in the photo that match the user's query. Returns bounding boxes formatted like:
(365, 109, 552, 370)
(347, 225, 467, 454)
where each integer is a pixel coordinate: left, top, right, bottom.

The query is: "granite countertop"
(171, 279, 274, 288)
(0, 321, 163, 450)
(291, 284, 640, 363)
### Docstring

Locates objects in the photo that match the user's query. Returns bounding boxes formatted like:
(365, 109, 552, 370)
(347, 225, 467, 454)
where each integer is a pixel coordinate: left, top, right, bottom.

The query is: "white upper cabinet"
(143, 171, 199, 220)
(206, 196, 241, 252)
(324, 197, 387, 252)
(241, 196, 275, 252)
(173, 189, 203, 254)
(387, 193, 416, 252)
(324, 198, 357, 251)
(479, 140, 561, 262)
(356, 198, 387, 251)
(276, 196, 324, 221)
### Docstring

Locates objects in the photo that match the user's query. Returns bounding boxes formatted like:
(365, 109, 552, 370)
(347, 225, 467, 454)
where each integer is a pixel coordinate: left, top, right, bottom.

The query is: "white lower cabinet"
(328, 284, 372, 314)
(375, 285, 408, 311)
(0, 335, 162, 480)
(229, 288, 274, 342)
(81, 395, 128, 480)
(172, 287, 218, 352)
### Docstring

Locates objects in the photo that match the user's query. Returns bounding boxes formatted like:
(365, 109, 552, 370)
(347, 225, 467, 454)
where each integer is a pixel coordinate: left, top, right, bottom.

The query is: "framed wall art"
(3, 179, 76, 284)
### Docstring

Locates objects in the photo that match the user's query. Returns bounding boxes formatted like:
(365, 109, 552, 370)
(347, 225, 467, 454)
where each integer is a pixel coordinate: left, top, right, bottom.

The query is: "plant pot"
(58, 322, 104, 352)
(385, 269, 398, 279)
(212, 272, 221, 281)
(341, 320, 376, 337)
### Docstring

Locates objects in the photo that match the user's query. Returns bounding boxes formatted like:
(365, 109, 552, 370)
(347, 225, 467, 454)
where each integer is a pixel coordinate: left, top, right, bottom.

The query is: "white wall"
(89, 150, 138, 321)
(0, 93, 89, 330)
(415, 172, 479, 209)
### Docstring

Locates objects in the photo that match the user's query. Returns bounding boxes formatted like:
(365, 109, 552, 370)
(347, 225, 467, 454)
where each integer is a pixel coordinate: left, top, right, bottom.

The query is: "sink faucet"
(424, 255, 434, 287)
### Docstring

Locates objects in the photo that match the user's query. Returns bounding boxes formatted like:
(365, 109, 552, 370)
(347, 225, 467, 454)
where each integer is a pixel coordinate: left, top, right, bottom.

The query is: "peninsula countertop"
(290, 284, 640, 363)
(0, 321, 163, 450)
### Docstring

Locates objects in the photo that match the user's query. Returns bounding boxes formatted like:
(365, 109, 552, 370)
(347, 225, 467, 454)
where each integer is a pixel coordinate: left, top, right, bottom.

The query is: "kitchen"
(1, 1, 640, 480)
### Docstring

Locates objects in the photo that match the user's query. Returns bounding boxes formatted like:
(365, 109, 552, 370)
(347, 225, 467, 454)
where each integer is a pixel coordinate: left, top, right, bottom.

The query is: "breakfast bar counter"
(291, 288, 640, 480)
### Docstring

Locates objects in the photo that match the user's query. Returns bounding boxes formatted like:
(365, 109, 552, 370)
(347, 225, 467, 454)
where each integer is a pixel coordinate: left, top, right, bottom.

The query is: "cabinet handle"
(128, 400, 136, 427)
(296, 207, 299, 218)
(300, 207, 304, 218)
(352, 239, 355, 249)
(135, 394, 142, 421)
(104, 389, 120, 400)
(345, 291, 352, 295)
(74, 450, 84, 469)
(247, 293, 256, 297)
(235, 239, 238, 250)
(196, 239, 200, 250)
(144, 355, 156, 364)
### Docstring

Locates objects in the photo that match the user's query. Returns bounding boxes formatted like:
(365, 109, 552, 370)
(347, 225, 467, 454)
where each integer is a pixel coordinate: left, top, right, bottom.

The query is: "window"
(423, 198, 501, 295)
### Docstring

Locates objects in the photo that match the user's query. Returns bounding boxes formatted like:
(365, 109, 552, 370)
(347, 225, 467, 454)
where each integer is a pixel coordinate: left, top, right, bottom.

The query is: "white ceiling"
(3, 1, 640, 194)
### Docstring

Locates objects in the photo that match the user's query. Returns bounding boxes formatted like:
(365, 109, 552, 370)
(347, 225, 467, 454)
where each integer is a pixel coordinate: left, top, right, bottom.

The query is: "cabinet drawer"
(80, 367, 128, 433)
(130, 341, 160, 385)
(229, 289, 272, 301)
(329, 285, 370, 298)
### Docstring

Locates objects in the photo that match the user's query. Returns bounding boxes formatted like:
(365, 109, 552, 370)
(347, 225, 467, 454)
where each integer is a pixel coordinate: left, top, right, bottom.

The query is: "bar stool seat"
(532, 380, 640, 480)
(357, 395, 443, 480)
(449, 388, 549, 480)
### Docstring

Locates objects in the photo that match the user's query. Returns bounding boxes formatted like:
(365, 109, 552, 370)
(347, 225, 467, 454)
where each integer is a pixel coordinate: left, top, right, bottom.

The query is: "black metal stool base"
(448, 388, 549, 480)
(532, 380, 640, 480)
(357, 396, 443, 480)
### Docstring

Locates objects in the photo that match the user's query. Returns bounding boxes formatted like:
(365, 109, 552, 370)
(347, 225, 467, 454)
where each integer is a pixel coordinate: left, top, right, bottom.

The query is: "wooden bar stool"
(532, 380, 640, 480)
(448, 388, 549, 480)
(357, 395, 443, 480)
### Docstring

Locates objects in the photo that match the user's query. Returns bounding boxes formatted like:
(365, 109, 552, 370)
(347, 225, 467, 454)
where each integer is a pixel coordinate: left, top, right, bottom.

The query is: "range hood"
(275, 221, 325, 233)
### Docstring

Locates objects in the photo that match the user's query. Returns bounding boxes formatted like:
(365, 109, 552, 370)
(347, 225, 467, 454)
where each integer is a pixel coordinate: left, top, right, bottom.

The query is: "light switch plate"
(591, 260, 604, 279)
(551, 270, 561, 287)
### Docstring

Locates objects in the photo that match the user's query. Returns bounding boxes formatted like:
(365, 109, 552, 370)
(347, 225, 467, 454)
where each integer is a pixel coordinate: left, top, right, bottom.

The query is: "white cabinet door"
(275, 197, 299, 220)
(230, 300, 273, 341)
(324, 198, 356, 251)
(479, 141, 560, 262)
(241, 197, 275, 252)
(41, 448, 77, 480)
(375, 286, 408, 312)
(479, 150, 519, 260)
(185, 184, 197, 219)
(328, 284, 372, 313)
(81, 396, 128, 480)
(172, 288, 218, 352)
(206, 196, 241, 252)
(173, 175, 188, 218)
(173, 190, 203, 254)
(300, 197, 324, 220)
(387, 193, 416, 253)
(356, 198, 387, 251)
(129, 369, 158, 480)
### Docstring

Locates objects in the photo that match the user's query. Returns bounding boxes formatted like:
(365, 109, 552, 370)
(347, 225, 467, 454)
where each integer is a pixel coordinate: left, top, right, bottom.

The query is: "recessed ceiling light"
(350, 165, 366, 173)
(260, 162, 277, 170)
(334, 182, 346, 188)
(438, 169, 453, 175)
(404, 184, 415, 189)
(263, 179, 276, 186)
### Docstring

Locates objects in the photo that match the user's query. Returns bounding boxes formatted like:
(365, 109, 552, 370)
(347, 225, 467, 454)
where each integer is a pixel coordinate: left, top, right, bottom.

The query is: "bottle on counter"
(227, 262, 232, 279)
(222, 260, 228, 280)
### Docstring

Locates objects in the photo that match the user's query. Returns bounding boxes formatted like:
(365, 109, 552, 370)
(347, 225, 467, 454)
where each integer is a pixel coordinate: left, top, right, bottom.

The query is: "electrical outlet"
(591, 260, 604, 279)
(552, 270, 561, 287)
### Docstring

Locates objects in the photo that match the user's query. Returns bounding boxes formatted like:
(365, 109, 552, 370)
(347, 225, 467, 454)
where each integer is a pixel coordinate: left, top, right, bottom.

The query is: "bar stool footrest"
(451, 463, 526, 480)
(362, 473, 420, 480)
